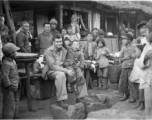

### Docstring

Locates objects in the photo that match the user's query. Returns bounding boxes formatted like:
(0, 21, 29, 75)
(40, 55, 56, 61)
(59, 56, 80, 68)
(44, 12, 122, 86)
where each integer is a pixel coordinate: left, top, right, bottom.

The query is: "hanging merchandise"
(80, 15, 88, 31)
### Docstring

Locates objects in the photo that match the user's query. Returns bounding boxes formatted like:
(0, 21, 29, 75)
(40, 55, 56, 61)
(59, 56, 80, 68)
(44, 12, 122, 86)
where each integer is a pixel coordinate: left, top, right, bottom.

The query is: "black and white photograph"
(0, 0, 152, 119)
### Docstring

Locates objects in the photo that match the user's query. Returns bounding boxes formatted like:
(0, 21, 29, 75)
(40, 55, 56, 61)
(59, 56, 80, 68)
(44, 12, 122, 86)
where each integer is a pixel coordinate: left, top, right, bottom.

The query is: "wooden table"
(16, 57, 38, 111)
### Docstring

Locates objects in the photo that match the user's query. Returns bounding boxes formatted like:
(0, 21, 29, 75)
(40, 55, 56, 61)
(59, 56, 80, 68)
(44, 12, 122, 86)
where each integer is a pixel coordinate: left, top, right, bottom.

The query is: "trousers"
(48, 71, 88, 101)
(2, 86, 20, 119)
(144, 86, 152, 119)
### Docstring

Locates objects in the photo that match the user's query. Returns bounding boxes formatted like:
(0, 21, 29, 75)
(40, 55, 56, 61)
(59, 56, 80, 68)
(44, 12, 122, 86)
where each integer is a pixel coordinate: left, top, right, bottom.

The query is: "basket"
(108, 64, 122, 84)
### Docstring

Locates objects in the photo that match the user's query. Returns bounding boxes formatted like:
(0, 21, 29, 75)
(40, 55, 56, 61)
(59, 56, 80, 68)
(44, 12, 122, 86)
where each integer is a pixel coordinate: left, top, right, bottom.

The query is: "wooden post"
(3, 0, 16, 45)
(135, 12, 138, 38)
(118, 13, 122, 50)
(0, 1, 3, 13)
(25, 63, 32, 111)
(56, 3, 62, 30)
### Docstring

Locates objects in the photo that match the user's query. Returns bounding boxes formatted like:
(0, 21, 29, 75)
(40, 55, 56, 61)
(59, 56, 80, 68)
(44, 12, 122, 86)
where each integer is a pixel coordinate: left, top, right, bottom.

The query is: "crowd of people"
(1, 11, 152, 120)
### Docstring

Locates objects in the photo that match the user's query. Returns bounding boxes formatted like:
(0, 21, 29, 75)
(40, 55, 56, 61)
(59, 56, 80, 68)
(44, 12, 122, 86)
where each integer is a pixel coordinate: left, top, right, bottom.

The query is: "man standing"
(42, 34, 88, 109)
(16, 21, 31, 53)
(35, 22, 53, 55)
(50, 18, 59, 36)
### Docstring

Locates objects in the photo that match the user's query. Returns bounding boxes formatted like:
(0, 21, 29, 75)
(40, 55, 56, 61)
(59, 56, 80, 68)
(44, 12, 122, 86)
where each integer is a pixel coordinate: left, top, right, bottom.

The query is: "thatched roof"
(96, 1, 152, 15)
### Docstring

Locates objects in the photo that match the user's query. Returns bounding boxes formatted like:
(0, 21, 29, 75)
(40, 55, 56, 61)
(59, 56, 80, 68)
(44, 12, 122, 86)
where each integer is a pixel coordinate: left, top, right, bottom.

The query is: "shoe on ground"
(119, 96, 128, 101)
(98, 85, 101, 90)
(102, 86, 108, 90)
(76, 97, 93, 105)
(133, 102, 140, 109)
(129, 98, 136, 103)
(57, 101, 69, 109)
(14, 115, 21, 119)
(138, 103, 145, 110)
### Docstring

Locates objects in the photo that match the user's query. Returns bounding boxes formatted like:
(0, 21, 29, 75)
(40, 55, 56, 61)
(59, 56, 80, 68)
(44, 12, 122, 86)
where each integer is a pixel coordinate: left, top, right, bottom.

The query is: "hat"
(2, 43, 20, 56)
(50, 18, 58, 25)
(146, 19, 152, 33)
(121, 33, 133, 41)
(137, 21, 147, 30)
(64, 37, 71, 41)
(98, 29, 105, 35)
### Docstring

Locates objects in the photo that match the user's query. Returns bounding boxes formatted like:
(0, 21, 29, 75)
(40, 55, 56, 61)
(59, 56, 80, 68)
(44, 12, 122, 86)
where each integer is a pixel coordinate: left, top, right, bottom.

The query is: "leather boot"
(138, 101, 145, 110)
(102, 77, 108, 90)
(57, 100, 69, 109)
(133, 101, 141, 108)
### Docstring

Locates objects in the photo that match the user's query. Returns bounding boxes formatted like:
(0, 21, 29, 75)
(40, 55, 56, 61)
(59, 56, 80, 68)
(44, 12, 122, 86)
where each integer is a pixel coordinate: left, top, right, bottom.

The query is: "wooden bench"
(19, 72, 56, 101)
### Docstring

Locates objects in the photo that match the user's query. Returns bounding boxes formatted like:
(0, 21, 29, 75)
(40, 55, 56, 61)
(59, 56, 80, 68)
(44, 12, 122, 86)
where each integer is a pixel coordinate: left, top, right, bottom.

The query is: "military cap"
(2, 43, 20, 56)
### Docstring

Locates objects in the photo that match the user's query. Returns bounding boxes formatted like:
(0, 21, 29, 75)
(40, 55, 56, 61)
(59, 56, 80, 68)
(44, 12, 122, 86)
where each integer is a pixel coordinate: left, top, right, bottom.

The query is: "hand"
(144, 51, 152, 62)
(67, 70, 74, 77)
(76, 62, 80, 67)
(9, 85, 18, 92)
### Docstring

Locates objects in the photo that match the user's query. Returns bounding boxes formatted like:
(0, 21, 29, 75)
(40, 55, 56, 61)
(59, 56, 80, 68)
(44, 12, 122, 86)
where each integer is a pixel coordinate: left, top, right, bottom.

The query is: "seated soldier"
(42, 34, 89, 109)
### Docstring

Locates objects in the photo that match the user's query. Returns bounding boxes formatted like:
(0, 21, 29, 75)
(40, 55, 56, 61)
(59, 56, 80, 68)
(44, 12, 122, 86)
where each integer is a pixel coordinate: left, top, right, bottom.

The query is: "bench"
(19, 71, 56, 101)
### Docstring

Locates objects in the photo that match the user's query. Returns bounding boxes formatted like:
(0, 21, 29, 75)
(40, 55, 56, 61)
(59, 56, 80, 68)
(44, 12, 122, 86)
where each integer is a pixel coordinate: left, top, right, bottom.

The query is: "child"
(118, 33, 137, 102)
(138, 19, 152, 119)
(94, 37, 110, 90)
(83, 32, 97, 61)
(1, 43, 20, 119)
(64, 40, 85, 94)
(64, 25, 79, 42)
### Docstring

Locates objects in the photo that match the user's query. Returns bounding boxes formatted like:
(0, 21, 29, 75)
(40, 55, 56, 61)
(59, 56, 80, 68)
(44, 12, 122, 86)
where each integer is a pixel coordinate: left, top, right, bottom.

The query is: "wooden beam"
(135, 12, 138, 38)
(0, 1, 3, 13)
(3, 0, 16, 45)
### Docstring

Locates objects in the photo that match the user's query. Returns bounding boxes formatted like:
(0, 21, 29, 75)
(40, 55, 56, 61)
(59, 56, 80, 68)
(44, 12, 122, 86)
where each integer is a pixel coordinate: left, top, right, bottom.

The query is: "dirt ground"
(0, 81, 118, 119)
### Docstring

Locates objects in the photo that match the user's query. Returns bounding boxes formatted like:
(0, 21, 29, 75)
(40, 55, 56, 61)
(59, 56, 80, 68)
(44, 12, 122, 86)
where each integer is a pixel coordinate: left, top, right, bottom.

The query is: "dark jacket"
(35, 31, 53, 55)
(82, 41, 97, 60)
(1, 57, 20, 88)
(16, 30, 31, 53)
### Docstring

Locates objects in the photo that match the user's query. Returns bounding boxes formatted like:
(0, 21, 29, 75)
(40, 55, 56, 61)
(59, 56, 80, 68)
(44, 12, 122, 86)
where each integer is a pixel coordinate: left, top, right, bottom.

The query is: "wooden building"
(1, 0, 152, 53)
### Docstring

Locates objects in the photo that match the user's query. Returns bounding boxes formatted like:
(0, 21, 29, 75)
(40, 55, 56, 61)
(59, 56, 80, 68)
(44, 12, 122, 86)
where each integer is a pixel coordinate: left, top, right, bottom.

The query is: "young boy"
(1, 43, 20, 119)
(119, 33, 138, 102)
(64, 40, 85, 93)
(83, 32, 97, 61)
